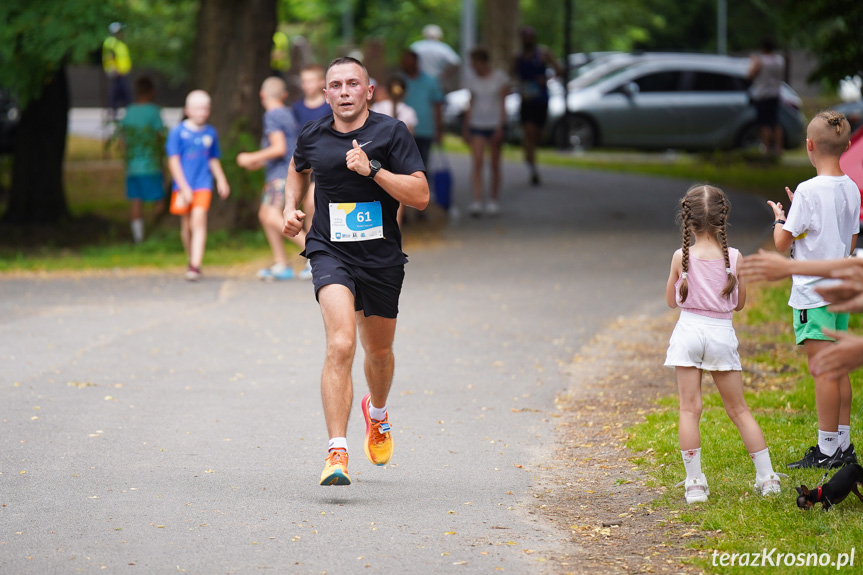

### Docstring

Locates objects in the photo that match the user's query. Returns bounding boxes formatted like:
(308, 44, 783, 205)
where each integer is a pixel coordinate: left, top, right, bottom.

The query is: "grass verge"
(627, 282, 862, 574)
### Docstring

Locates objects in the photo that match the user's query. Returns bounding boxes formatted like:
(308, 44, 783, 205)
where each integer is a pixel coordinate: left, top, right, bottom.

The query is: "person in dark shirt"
(282, 56, 429, 486)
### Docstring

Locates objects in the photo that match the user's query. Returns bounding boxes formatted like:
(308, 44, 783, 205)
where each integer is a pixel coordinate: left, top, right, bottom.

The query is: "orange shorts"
(170, 189, 212, 215)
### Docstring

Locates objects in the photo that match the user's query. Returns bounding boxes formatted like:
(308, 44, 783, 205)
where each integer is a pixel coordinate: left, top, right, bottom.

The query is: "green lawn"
(628, 282, 863, 574)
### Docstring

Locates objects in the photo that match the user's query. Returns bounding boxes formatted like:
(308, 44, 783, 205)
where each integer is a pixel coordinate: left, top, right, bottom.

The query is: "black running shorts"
(309, 252, 405, 319)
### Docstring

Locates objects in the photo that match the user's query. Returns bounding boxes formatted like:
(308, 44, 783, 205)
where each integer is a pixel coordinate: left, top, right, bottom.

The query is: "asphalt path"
(1, 155, 773, 574)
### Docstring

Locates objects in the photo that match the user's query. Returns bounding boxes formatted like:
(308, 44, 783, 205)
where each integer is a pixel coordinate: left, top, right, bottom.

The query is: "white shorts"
(664, 311, 741, 372)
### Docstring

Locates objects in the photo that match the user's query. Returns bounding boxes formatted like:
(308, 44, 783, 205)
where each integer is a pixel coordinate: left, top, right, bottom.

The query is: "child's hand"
(236, 152, 254, 169)
(216, 177, 230, 199)
(766, 200, 786, 219)
(282, 209, 305, 237)
(178, 187, 193, 207)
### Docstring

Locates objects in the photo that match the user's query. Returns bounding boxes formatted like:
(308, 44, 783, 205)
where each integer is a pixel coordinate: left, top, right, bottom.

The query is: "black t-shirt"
(294, 110, 426, 268)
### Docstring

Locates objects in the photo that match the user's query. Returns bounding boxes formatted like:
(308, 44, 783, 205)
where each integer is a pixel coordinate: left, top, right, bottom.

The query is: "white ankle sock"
(369, 404, 388, 421)
(749, 447, 774, 477)
(131, 218, 144, 243)
(681, 447, 702, 480)
(818, 430, 839, 456)
(328, 437, 348, 452)
(270, 262, 287, 273)
(838, 425, 851, 451)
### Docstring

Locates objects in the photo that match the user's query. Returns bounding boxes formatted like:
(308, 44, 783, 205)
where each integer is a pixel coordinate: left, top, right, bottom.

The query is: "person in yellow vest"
(271, 30, 290, 76)
(103, 22, 132, 115)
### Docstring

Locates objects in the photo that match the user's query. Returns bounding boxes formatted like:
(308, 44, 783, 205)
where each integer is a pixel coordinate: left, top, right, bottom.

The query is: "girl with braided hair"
(664, 184, 782, 503)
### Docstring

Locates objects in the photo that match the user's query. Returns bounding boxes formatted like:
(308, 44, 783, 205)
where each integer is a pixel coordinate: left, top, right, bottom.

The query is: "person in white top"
(462, 47, 510, 217)
(410, 24, 462, 91)
(371, 76, 418, 134)
(748, 38, 786, 157)
(768, 111, 860, 470)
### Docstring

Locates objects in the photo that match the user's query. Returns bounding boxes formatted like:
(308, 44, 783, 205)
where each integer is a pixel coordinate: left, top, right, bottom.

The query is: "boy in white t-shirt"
(768, 111, 860, 469)
(462, 47, 510, 217)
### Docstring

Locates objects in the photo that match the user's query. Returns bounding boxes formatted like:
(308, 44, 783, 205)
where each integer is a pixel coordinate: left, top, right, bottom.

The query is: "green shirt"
(120, 103, 164, 176)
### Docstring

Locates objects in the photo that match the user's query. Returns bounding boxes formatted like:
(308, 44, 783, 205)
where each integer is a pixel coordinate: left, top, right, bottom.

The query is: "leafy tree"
(779, 0, 863, 91)
(0, 1, 126, 224)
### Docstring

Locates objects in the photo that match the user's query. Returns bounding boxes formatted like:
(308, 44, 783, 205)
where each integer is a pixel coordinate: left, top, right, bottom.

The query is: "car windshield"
(573, 63, 640, 90)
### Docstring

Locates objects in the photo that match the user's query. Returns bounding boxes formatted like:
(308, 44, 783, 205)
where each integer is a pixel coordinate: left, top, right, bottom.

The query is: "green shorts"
(793, 306, 849, 345)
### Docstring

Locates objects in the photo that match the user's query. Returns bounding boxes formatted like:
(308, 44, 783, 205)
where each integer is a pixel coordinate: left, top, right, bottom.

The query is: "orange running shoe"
(320, 449, 351, 485)
(362, 394, 394, 466)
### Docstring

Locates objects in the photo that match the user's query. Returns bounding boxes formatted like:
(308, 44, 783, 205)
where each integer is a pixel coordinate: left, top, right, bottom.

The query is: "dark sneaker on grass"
(786, 445, 843, 469)
(841, 443, 858, 465)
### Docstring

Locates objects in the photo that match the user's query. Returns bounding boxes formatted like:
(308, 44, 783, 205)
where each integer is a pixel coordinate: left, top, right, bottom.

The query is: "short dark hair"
(326, 56, 369, 83)
(134, 76, 155, 97)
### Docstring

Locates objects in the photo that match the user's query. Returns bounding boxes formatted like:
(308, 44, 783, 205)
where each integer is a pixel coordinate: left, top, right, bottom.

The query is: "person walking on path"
(748, 38, 785, 157)
(513, 26, 560, 186)
(118, 76, 165, 244)
(664, 184, 782, 504)
(400, 49, 443, 174)
(463, 47, 510, 217)
(410, 24, 462, 92)
(767, 111, 859, 469)
(166, 90, 230, 281)
(281, 57, 429, 486)
(237, 77, 311, 281)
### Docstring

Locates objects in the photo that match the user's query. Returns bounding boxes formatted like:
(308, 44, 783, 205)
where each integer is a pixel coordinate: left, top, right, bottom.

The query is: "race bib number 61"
(329, 201, 383, 242)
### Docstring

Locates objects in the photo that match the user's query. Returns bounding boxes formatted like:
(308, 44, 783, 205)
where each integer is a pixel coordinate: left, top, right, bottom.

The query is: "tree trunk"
(3, 65, 70, 225)
(483, 0, 520, 74)
(189, 0, 277, 229)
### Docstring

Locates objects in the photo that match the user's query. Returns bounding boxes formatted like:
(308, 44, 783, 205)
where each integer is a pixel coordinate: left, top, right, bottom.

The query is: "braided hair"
(677, 184, 737, 303)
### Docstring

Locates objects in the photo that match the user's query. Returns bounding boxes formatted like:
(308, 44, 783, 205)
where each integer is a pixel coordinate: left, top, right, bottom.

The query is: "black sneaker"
(841, 443, 858, 465)
(786, 445, 844, 469)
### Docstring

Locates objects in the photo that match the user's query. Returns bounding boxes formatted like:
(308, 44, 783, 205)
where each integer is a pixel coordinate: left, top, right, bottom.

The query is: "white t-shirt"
(410, 39, 462, 79)
(465, 69, 510, 130)
(751, 53, 785, 100)
(370, 100, 418, 133)
(783, 174, 861, 308)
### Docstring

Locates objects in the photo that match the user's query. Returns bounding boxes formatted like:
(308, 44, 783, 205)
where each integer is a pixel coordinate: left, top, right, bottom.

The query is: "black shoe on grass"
(786, 445, 844, 469)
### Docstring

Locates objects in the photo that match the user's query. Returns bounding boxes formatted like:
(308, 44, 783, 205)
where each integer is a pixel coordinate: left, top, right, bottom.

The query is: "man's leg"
(358, 312, 397, 465)
(357, 313, 397, 409)
(318, 284, 358, 439)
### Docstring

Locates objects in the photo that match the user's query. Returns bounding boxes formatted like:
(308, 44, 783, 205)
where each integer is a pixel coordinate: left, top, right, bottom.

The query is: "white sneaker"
(485, 201, 500, 216)
(676, 475, 709, 503)
(754, 473, 784, 496)
(468, 201, 483, 217)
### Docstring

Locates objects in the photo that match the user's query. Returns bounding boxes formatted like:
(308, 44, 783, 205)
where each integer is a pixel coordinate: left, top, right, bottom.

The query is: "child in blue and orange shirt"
(166, 90, 230, 281)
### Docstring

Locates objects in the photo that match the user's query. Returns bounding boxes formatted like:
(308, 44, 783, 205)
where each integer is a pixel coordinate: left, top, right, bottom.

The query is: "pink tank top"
(676, 248, 739, 319)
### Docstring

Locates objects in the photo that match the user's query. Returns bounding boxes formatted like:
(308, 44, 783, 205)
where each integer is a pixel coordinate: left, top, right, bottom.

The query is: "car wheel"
(554, 114, 597, 149)
(736, 123, 761, 150)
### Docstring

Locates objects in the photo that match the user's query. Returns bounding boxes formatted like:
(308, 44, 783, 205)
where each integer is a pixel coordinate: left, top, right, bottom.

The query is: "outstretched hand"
(816, 267, 863, 313)
(739, 250, 792, 282)
(810, 329, 863, 378)
(346, 139, 371, 177)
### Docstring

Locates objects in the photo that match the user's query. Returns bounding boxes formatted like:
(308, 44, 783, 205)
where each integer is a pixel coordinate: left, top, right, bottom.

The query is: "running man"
(282, 56, 429, 486)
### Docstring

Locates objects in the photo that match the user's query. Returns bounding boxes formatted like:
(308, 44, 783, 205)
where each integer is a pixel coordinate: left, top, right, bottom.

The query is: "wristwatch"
(368, 159, 381, 179)
(772, 219, 786, 228)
